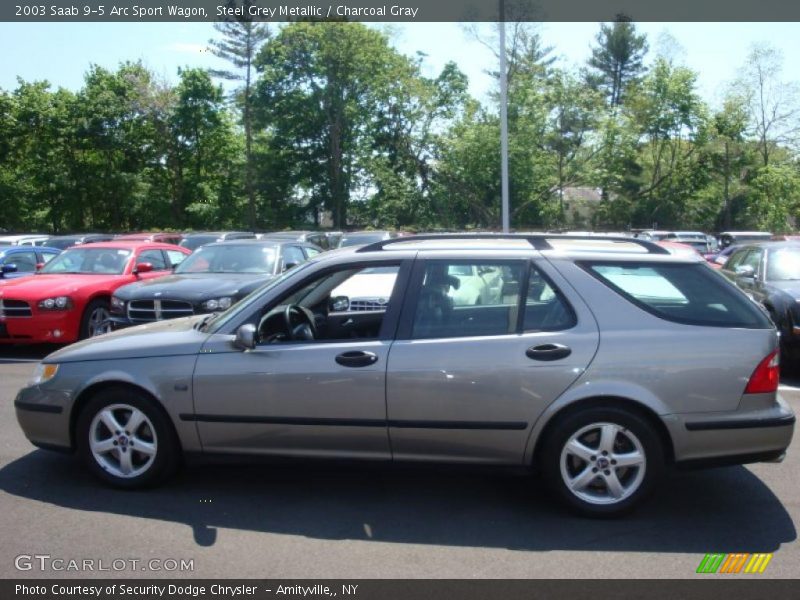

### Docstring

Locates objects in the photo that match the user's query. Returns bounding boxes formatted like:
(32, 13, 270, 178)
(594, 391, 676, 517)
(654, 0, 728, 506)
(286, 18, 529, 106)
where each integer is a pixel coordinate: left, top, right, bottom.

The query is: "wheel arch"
(69, 380, 181, 453)
(530, 395, 675, 469)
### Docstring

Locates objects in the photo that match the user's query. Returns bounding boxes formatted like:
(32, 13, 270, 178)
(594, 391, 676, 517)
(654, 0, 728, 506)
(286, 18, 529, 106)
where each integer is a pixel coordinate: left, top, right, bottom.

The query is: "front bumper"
(15, 385, 74, 451)
(665, 394, 795, 465)
(0, 311, 80, 344)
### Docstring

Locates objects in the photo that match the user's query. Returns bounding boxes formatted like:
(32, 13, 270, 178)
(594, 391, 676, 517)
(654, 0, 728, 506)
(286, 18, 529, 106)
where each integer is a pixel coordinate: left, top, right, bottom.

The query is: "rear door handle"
(335, 351, 379, 368)
(526, 343, 571, 361)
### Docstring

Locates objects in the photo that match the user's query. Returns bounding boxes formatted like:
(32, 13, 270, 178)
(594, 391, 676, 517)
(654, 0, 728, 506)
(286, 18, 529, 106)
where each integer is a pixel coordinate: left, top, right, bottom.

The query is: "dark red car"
(0, 242, 190, 343)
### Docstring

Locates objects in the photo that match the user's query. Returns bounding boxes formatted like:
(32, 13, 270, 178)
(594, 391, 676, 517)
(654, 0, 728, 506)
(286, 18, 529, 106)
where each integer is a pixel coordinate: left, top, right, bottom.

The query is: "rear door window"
(583, 262, 771, 328)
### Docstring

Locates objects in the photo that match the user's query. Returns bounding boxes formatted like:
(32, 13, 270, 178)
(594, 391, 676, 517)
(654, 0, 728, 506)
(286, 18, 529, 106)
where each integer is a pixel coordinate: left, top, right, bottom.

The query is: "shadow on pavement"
(0, 450, 795, 553)
(0, 345, 59, 364)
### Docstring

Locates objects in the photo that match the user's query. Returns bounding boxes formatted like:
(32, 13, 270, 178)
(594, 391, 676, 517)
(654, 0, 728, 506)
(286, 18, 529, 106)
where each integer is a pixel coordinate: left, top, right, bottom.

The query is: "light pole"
(499, 0, 510, 233)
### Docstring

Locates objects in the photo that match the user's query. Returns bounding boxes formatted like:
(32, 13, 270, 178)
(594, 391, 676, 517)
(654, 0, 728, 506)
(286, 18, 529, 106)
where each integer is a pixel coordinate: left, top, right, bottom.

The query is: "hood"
(45, 314, 212, 363)
(0, 273, 125, 299)
(113, 273, 273, 302)
(768, 280, 800, 298)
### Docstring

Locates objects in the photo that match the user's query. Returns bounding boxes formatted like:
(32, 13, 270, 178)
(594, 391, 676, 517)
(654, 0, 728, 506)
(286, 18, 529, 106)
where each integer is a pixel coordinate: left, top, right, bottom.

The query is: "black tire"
(79, 298, 111, 339)
(541, 405, 664, 517)
(76, 387, 181, 489)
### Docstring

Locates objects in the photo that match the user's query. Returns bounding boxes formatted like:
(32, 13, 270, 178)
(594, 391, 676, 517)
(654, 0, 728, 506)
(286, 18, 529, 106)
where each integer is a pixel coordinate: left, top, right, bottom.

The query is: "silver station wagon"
(15, 234, 795, 516)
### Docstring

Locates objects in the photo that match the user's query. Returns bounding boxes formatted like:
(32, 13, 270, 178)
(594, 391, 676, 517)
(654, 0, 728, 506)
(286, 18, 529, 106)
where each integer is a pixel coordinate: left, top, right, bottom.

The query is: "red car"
(0, 242, 190, 344)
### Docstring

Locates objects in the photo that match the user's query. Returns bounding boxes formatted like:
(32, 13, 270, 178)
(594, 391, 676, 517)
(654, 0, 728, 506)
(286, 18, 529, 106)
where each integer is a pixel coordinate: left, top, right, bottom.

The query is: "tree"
(209, 0, 271, 229)
(735, 43, 800, 168)
(627, 58, 709, 228)
(708, 95, 752, 229)
(255, 22, 423, 228)
(586, 17, 648, 107)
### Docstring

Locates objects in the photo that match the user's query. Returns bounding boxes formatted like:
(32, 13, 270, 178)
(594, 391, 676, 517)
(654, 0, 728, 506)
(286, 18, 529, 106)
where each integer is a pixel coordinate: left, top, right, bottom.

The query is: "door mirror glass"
(234, 323, 257, 350)
(329, 295, 349, 312)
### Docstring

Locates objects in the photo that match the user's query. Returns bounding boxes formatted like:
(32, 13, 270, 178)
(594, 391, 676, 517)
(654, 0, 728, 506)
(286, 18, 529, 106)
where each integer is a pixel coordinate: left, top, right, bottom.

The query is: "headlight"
(38, 296, 73, 311)
(29, 363, 59, 385)
(202, 297, 233, 311)
(110, 296, 126, 312)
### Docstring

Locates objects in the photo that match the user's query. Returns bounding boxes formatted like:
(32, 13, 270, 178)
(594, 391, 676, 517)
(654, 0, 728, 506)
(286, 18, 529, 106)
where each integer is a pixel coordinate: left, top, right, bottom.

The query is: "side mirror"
(283, 261, 299, 272)
(735, 265, 756, 278)
(233, 323, 257, 351)
(134, 262, 154, 275)
(1, 264, 17, 276)
(329, 296, 349, 312)
(35, 262, 44, 271)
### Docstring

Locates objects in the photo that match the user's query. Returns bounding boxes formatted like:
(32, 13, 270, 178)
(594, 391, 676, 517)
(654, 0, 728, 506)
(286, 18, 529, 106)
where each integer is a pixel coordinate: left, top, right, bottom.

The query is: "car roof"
(0, 245, 60, 254)
(60, 241, 185, 250)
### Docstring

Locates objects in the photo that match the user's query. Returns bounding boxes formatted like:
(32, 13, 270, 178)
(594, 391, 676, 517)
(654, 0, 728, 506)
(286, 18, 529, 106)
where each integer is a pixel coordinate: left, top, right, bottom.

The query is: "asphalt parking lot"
(0, 346, 797, 579)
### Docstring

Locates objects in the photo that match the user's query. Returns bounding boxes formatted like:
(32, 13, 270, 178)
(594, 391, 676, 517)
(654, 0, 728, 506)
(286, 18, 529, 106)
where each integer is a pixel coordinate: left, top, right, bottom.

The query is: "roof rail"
(355, 233, 670, 255)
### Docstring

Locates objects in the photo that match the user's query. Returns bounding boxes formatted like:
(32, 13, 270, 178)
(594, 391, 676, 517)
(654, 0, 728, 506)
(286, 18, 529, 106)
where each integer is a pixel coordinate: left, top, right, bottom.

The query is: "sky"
(1, 21, 800, 108)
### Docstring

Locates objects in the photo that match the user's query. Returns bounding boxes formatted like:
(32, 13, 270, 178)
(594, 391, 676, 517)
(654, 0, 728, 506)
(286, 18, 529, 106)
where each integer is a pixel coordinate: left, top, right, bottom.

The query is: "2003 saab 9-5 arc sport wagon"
(15, 234, 795, 516)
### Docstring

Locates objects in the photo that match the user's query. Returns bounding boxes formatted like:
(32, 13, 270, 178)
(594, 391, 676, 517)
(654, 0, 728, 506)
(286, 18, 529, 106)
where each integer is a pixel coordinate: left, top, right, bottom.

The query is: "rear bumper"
(665, 395, 795, 464)
(0, 312, 79, 344)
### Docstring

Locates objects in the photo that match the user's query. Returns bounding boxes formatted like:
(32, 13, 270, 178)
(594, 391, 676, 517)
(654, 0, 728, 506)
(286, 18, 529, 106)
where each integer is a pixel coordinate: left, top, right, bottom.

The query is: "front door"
(191, 260, 409, 459)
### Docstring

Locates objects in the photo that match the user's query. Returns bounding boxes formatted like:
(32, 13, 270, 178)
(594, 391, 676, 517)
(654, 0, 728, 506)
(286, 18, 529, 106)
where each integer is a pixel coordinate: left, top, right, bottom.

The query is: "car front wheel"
(542, 406, 664, 517)
(77, 388, 180, 488)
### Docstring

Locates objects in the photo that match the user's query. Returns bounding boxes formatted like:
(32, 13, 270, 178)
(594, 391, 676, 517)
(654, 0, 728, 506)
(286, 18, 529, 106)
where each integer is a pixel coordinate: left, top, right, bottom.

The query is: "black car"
(178, 231, 256, 252)
(40, 233, 115, 250)
(107, 240, 320, 330)
(722, 241, 800, 361)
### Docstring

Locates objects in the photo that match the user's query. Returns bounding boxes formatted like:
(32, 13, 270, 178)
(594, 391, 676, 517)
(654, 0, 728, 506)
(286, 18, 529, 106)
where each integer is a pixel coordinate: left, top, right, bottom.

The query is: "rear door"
(386, 256, 600, 464)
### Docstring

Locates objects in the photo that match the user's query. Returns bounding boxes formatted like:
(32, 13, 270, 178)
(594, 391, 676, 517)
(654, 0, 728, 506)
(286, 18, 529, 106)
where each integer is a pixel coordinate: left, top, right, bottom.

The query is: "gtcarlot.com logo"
(14, 554, 194, 572)
(696, 553, 773, 574)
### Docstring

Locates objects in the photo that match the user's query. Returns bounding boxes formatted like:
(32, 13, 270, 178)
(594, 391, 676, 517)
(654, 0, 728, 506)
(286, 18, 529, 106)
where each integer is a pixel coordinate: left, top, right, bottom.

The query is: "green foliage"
(2, 23, 800, 236)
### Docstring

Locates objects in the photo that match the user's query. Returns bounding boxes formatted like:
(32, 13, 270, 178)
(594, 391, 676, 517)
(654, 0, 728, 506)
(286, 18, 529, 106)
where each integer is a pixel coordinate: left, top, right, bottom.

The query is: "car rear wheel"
(80, 298, 111, 339)
(77, 388, 180, 488)
(542, 406, 664, 517)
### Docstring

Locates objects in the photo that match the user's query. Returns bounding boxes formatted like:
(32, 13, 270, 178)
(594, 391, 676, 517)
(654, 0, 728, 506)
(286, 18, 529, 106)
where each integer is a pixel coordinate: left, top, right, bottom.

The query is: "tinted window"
(411, 261, 523, 339)
(585, 262, 771, 328)
(524, 268, 576, 331)
(282, 246, 306, 269)
(137, 250, 168, 270)
(2, 251, 37, 272)
(166, 250, 188, 268)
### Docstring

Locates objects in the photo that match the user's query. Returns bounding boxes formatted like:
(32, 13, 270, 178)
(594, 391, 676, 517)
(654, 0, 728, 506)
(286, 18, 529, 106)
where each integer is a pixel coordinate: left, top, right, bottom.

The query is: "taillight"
(745, 349, 780, 394)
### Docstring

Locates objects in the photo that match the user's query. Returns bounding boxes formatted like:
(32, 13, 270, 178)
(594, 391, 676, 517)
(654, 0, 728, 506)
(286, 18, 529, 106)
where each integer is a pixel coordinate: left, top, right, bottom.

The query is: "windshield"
(767, 248, 800, 281)
(41, 248, 131, 274)
(177, 244, 277, 274)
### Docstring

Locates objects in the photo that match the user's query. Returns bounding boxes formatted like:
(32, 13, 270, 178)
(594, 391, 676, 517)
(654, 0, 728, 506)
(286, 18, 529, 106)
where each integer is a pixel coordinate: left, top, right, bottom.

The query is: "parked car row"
(14, 232, 794, 517)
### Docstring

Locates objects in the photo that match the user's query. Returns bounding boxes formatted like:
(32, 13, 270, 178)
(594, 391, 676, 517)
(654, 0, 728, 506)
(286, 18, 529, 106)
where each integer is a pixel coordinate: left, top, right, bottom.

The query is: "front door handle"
(335, 351, 379, 368)
(526, 343, 571, 361)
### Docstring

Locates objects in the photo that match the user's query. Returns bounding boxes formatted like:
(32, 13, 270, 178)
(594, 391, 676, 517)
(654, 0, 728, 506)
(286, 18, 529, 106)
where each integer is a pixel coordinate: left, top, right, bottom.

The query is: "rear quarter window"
(582, 262, 772, 328)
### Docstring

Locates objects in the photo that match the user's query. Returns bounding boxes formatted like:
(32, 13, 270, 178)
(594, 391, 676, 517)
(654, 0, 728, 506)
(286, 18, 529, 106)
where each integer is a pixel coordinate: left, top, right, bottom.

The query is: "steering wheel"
(283, 304, 317, 341)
